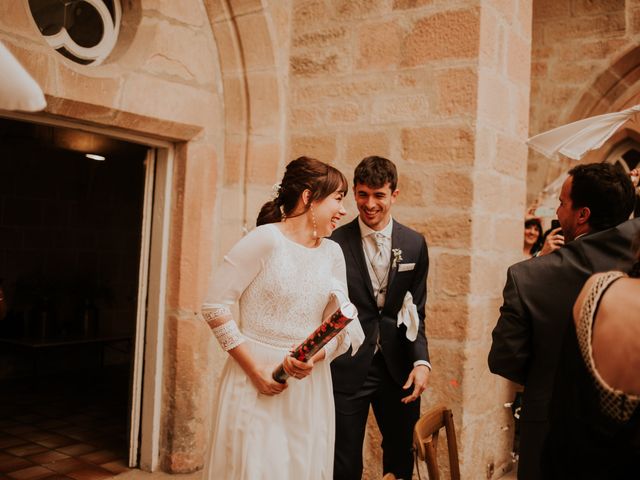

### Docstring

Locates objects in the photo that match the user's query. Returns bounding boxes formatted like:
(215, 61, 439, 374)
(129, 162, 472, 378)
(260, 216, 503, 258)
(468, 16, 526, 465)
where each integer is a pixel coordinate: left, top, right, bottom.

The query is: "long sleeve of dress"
(323, 241, 365, 361)
(201, 226, 277, 350)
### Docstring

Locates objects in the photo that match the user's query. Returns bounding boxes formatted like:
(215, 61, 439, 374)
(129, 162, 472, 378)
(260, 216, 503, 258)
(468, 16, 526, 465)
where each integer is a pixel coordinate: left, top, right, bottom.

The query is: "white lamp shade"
(0, 41, 46, 112)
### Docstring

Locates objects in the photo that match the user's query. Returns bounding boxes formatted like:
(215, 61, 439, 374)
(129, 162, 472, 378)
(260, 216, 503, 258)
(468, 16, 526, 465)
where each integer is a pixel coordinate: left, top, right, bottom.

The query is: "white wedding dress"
(203, 223, 364, 480)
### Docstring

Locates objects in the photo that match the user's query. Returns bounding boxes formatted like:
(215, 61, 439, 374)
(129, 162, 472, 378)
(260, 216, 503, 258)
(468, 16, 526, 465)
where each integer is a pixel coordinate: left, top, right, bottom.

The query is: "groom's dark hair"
(354, 156, 398, 191)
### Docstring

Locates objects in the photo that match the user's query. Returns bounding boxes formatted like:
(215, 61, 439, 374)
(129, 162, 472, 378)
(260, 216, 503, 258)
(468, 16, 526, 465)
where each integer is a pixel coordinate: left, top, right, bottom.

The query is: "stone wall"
(528, 0, 640, 205)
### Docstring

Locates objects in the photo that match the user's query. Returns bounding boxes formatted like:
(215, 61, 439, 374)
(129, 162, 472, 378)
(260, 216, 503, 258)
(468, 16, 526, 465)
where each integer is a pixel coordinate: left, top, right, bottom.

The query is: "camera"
(551, 219, 563, 236)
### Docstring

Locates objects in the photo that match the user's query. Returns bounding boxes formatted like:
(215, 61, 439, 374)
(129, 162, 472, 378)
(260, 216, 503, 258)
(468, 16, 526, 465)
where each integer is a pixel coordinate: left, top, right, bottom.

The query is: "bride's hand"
(283, 354, 314, 380)
(249, 366, 288, 396)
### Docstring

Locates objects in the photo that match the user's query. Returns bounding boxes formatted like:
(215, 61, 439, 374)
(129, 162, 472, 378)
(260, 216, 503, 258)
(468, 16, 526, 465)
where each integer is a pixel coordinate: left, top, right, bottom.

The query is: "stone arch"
(203, 0, 287, 232)
(570, 45, 640, 120)
(568, 45, 640, 165)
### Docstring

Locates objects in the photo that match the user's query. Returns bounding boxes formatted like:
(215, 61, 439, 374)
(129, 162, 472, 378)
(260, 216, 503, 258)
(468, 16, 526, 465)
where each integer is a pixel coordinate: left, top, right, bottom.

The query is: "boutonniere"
(392, 248, 403, 269)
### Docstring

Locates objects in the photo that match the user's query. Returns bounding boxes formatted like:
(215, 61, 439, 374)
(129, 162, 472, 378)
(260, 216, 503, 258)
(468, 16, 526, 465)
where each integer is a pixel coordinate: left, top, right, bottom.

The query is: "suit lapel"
(346, 219, 376, 303)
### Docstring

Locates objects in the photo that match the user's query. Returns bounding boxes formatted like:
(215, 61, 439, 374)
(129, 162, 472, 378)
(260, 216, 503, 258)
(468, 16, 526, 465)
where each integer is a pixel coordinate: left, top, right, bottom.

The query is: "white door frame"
(0, 112, 173, 471)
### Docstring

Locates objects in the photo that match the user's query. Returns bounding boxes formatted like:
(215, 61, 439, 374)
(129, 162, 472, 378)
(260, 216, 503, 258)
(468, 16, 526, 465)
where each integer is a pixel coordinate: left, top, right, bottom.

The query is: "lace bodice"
(240, 227, 341, 347)
(203, 224, 363, 355)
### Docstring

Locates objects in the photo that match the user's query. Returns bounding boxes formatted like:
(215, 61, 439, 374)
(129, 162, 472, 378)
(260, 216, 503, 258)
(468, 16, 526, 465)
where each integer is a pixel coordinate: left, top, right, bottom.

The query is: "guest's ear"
(577, 207, 591, 225)
(302, 189, 312, 206)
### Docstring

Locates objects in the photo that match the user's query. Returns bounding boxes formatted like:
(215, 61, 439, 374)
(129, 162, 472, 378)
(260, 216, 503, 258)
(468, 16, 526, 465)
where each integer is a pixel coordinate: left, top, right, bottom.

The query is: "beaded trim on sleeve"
(577, 271, 640, 422)
(211, 320, 244, 351)
(202, 304, 232, 328)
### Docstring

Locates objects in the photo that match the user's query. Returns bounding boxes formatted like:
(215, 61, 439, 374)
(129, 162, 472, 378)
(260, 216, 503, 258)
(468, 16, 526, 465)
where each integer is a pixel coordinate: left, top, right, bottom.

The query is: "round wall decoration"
(28, 0, 121, 66)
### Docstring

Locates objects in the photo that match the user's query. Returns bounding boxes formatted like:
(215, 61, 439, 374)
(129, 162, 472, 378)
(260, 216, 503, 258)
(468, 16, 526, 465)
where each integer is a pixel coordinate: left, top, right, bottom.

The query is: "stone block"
(346, 131, 390, 163)
(436, 253, 471, 296)
(144, 0, 206, 26)
(425, 299, 469, 341)
(246, 139, 281, 184)
(433, 170, 474, 209)
(494, 134, 528, 179)
(245, 71, 280, 135)
(327, 102, 363, 124)
(571, 0, 624, 15)
(402, 8, 480, 66)
(552, 63, 600, 85)
(517, 0, 533, 39)
(330, 0, 390, 20)
(371, 95, 430, 124)
(292, 0, 330, 34)
(132, 17, 217, 83)
(506, 30, 531, 85)
(633, 8, 640, 34)
(426, 342, 465, 406)
(293, 27, 347, 49)
(292, 77, 391, 103)
(120, 73, 217, 127)
(396, 172, 428, 207)
(222, 75, 247, 136)
(436, 67, 477, 117)
(290, 105, 326, 128)
(401, 125, 475, 166)
(479, 7, 500, 69)
(532, 0, 570, 19)
(223, 136, 244, 185)
(0, 1, 37, 36)
(414, 213, 472, 249)
(235, 13, 275, 71)
(471, 254, 509, 297)
(228, 0, 263, 16)
(393, 0, 437, 10)
(55, 64, 123, 108)
(356, 21, 402, 70)
(290, 134, 337, 161)
(212, 19, 243, 74)
(477, 73, 512, 129)
(543, 13, 625, 44)
(290, 51, 347, 77)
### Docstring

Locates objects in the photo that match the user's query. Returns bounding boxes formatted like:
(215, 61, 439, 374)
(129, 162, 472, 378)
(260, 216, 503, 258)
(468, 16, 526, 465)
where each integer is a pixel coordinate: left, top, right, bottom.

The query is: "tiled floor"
(0, 370, 130, 480)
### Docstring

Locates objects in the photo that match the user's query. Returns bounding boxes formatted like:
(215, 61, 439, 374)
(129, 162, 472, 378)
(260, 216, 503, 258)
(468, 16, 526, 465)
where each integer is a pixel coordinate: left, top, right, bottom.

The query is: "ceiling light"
(86, 153, 105, 161)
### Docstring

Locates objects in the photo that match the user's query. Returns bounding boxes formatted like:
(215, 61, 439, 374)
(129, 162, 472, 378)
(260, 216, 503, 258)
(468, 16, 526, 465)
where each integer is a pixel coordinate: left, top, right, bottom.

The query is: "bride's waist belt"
(243, 327, 306, 350)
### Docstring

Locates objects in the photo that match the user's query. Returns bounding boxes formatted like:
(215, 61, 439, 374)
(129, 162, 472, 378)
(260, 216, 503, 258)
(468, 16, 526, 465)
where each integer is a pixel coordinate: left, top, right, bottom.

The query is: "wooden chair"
(412, 405, 460, 480)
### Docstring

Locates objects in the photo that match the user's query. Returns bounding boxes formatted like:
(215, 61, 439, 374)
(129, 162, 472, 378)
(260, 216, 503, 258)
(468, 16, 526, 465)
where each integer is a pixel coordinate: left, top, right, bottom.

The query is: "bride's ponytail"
(257, 200, 283, 226)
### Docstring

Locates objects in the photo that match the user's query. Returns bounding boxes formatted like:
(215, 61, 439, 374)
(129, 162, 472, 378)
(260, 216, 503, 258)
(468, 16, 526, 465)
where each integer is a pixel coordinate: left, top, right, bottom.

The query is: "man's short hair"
(568, 162, 635, 231)
(353, 156, 398, 191)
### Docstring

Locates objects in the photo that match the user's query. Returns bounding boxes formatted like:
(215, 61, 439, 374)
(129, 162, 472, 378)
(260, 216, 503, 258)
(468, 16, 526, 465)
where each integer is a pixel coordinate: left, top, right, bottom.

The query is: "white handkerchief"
(398, 262, 415, 272)
(397, 291, 419, 341)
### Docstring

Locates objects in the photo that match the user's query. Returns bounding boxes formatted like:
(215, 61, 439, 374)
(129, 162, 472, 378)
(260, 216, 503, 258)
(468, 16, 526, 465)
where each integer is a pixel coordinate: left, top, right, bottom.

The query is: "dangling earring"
(279, 205, 286, 222)
(309, 204, 317, 239)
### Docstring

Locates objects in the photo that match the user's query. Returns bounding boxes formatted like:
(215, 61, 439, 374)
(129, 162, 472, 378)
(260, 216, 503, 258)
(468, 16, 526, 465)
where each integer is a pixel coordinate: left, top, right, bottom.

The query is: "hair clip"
(271, 182, 281, 200)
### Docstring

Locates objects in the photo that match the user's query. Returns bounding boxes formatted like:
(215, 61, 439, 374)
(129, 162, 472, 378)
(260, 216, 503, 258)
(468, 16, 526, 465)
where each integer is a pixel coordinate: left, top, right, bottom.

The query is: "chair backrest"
(413, 405, 460, 480)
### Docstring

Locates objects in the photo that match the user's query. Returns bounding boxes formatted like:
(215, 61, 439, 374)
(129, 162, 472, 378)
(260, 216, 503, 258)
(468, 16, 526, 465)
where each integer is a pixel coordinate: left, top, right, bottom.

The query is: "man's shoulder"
(330, 218, 358, 243)
(393, 220, 427, 246)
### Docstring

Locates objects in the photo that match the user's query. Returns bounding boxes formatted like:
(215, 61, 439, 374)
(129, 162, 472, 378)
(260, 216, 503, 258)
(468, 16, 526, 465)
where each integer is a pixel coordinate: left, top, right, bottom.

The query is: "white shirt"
(359, 216, 392, 308)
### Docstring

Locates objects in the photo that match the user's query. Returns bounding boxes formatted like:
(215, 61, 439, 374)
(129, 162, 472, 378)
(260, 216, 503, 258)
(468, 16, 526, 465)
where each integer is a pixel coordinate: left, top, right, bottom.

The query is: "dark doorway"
(0, 117, 147, 478)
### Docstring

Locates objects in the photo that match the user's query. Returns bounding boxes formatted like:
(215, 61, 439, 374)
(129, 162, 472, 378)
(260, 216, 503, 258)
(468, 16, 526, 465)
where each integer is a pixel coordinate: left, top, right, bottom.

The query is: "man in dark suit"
(331, 156, 430, 480)
(488, 162, 637, 480)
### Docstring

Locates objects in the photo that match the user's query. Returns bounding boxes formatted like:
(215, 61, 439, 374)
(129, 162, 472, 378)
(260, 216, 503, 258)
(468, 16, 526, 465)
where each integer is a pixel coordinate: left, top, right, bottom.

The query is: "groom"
(331, 156, 431, 480)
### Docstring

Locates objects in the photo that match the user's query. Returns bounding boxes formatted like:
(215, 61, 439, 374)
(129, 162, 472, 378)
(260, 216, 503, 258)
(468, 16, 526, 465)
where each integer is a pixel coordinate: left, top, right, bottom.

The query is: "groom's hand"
(401, 365, 430, 404)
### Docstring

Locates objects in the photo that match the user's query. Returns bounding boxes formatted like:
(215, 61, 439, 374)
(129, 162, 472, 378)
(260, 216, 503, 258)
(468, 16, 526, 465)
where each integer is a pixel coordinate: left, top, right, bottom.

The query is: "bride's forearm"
(227, 343, 261, 379)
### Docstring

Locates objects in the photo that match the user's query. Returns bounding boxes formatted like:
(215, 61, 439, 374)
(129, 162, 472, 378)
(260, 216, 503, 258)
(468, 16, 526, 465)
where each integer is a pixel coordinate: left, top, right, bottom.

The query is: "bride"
(201, 156, 364, 479)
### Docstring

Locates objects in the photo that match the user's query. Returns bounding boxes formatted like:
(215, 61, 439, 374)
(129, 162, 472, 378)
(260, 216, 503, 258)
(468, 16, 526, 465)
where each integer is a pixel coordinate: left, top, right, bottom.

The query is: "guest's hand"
(401, 365, 430, 403)
(250, 366, 288, 395)
(282, 354, 314, 380)
(539, 227, 564, 256)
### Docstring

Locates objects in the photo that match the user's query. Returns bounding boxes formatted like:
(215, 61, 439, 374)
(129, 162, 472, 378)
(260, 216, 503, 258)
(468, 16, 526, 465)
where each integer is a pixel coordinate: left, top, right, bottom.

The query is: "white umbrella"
(0, 41, 46, 112)
(527, 104, 640, 160)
